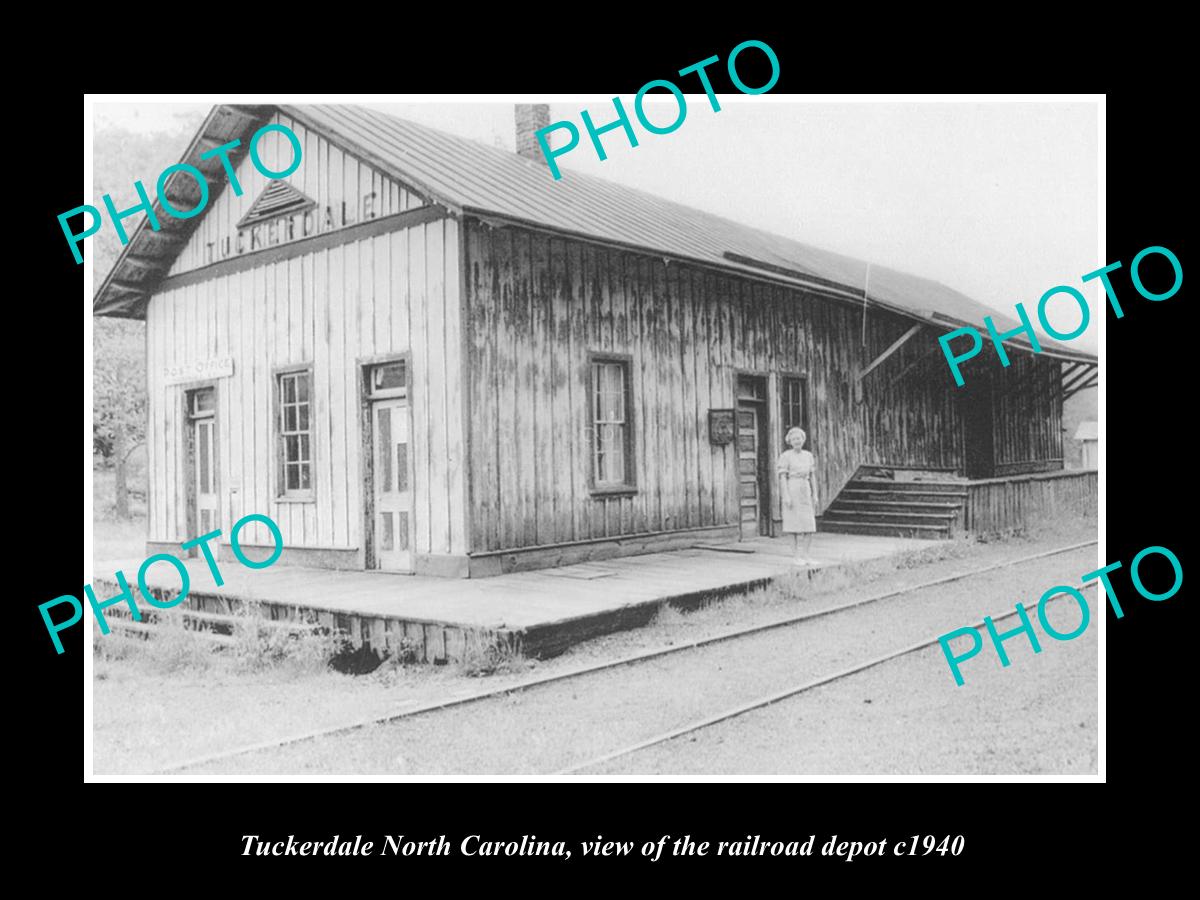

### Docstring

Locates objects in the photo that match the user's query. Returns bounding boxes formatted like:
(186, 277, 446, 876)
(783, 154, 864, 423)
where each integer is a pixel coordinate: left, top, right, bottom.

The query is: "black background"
(20, 22, 1188, 885)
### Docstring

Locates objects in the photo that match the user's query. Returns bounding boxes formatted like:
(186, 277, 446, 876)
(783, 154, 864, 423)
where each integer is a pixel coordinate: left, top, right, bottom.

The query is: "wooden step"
(819, 518, 951, 540)
(842, 488, 967, 503)
(858, 465, 961, 479)
(847, 481, 968, 495)
(833, 499, 963, 514)
(822, 508, 958, 527)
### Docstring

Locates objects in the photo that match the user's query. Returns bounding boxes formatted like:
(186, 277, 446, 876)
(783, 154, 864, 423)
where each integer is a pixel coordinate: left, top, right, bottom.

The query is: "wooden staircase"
(819, 466, 967, 540)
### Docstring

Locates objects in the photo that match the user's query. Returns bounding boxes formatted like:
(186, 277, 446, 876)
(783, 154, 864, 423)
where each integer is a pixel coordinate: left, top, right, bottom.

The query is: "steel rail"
(153, 540, 1098, 774)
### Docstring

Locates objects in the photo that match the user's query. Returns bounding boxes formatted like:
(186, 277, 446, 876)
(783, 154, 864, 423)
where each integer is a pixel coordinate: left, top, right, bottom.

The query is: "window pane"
(284, 405, 297, 432)
(297, 374, 310, 402)
(298, 403, 310, 431)
(283, 376, 295, 403)
(379, 512, 394, 551)
(299, 434, 310, 462)
(373, 362, 406, 391)
(605, 364, 623, 412)
(396, 511, 410, 550)
(300, 462, 311, 490)
(396, 443, 408, 491)
(602, 391, 621, 422)
(610, 427, 625, 482)
(597, 424, 626, 484)
(285, 435, 299, 463)
(198, 424, 211, 492)
(592, 361, 631, 485)
(194, 390, 214, 413)
(378, 407, 392, 492)
(286, 463, 299, 490)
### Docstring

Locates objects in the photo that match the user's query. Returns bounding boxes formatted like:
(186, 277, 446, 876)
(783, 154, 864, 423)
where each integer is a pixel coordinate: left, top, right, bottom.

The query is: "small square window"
(191, 389, 215, 416)
(371, 361, 406, 394)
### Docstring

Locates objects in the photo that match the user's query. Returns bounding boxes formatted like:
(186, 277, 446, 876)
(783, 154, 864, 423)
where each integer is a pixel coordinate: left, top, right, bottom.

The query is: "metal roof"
(94, 103, 1099, 365)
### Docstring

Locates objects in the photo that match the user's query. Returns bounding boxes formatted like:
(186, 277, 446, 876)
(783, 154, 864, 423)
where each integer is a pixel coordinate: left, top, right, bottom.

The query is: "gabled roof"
(94, 103, 1098, 364)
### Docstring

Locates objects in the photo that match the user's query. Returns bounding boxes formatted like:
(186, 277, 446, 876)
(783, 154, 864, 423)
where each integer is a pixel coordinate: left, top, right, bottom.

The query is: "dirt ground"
(91, 520, 1099, 776)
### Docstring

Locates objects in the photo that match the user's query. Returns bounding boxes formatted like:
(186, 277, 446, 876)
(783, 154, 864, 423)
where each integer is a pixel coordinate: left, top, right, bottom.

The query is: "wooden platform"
(93, 533, 937, 664)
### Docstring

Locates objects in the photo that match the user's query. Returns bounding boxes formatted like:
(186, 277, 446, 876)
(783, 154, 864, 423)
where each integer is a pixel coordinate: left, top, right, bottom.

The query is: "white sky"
(95, 97, 1100, 352)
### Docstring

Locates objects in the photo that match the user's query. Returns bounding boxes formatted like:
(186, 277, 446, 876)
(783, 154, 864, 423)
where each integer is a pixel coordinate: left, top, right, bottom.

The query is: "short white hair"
(785, 426, 807, 443)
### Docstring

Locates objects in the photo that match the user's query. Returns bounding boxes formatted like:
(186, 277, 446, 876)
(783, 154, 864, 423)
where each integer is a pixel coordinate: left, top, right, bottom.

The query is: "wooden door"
(736, 375, 770, 538)
(737, 405, 762, 536)
(188, 388, 218, 546)
(371, 398, 412, 571)
(960, 375, 995, 479)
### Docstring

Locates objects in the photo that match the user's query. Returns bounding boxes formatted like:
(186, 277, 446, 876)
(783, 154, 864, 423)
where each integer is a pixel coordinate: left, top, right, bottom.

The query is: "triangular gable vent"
(237, 179, 316, 228)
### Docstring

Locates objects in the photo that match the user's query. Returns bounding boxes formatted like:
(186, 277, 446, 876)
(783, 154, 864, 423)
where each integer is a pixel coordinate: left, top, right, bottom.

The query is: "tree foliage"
(92, 112, 206, 466)
(92, 110, 207, 515)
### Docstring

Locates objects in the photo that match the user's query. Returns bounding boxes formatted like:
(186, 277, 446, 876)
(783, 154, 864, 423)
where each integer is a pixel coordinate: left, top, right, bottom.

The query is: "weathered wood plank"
(313, 249, 333, 547)
(550, 238, 574, 543)
(425, 219, 450, 555)
(531, 233, 554, 545)
(496, 228, 522, 550)
(514, 230, 536, 547)
(408, 223, 430, 555)
(372, 233, 390, 355)
(469, 222, 498, 552)
(444, 218, 467, 557)
(327, 244, 348, 547)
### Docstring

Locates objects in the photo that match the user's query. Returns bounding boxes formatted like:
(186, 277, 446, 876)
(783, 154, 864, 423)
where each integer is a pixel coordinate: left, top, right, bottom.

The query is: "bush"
(230, 603, 345, 674)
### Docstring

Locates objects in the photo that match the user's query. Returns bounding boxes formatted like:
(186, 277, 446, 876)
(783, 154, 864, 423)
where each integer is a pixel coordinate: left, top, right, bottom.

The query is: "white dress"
(776, 449, 817, 534)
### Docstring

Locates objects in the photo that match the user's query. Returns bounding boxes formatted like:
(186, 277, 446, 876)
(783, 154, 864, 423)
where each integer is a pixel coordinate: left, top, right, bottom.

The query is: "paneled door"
(736, 375, 770, 538)
(371, 397, 412, 571)
(188, 388, 218, 545)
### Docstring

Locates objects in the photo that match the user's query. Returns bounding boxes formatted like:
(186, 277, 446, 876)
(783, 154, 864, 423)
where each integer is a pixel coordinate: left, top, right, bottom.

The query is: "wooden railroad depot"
(95, 103, 1098, 579)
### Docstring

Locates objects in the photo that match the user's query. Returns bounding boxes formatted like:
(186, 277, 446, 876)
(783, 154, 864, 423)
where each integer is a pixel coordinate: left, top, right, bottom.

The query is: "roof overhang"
(93, 105, 275, 318)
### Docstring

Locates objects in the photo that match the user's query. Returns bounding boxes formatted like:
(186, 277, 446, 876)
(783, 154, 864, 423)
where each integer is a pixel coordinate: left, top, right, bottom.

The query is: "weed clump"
(457, 631, 525, 677)
(230, 602, 345, 674)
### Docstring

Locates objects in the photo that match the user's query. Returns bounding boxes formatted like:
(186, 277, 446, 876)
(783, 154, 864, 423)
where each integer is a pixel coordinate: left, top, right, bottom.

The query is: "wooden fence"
(962, 470, 1097, 535)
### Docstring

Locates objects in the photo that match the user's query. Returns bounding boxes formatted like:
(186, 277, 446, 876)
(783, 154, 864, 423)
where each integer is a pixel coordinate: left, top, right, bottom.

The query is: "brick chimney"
(515, 104, 550, 162)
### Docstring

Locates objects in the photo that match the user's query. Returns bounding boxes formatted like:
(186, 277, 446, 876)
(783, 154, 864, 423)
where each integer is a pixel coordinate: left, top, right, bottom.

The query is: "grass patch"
(93, 604, 345, 679)
(93, 516, 148, 564)
(660, 537, 979, 622)
(457, 631, 527, 677)
(230, 603, 346, 675)
(94, 614, 220, 676)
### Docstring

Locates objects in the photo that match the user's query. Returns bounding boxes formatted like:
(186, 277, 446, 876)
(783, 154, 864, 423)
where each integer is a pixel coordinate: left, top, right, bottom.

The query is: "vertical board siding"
(990, 353, 1064, 469)
(464, 220, 978, 554)
(145, 218, 465, 559)
(860, 312, 965, 473)
(167, 112, 424, 278)
(463, 220, 1066, 555)
(964, 470, 1096, 534)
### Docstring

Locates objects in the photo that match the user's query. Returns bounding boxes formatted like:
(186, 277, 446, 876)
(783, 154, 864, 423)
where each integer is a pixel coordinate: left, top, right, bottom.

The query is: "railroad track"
(154, 540, 1098, 774)
(554, 578, 1100, 774)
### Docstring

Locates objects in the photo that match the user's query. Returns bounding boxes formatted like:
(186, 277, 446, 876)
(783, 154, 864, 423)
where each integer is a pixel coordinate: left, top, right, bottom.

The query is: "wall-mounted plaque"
(709, 408, 736, 445)
(164, 357, 234, 385)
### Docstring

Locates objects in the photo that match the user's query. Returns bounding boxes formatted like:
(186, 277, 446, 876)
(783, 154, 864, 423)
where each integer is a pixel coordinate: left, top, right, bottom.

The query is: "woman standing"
(777, 427, 819, 565)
